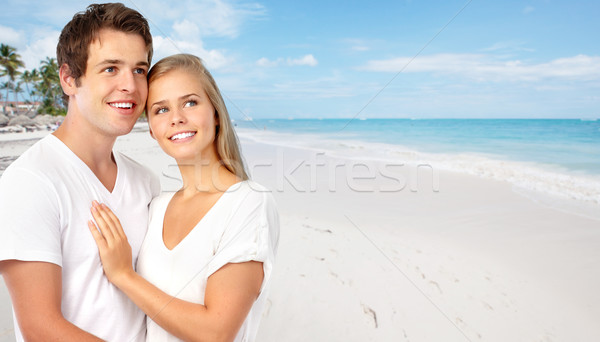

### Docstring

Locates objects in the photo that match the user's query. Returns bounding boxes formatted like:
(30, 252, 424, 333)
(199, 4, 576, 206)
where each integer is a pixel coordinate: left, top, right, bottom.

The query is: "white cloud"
(0, 25, 25, 47)
(362, 53, 600, 82)
(1, 1, 264, 72)
(172, 19, 201, 41)
(193, 0, 266, 38)
(21, 31, 60, 69)
(139, 0, 265, 70)
(523, 6, 535, 14)
(343, 38, 370, 52)
(482, 41, 535, 53)
(256, 54, 318, 67)
(351, 45, 370, 52)
(152, 35, 233, 70)
(140, 0, 266, 39)
(256, 57, 281, 67)
(288, 54, 318, 66)
(0, 26, 60, 70)
(26, 0, 96, 27)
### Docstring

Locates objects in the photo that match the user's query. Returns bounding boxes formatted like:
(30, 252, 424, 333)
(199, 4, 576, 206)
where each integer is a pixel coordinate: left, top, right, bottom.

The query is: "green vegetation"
(0, 43, 66, 116)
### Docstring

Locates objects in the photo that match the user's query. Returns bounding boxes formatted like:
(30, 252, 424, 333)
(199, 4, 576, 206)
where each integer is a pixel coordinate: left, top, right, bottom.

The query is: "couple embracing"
(0, 3, 279, 341)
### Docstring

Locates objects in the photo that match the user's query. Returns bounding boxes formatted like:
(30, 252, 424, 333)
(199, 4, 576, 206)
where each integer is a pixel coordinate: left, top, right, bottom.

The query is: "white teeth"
(110, 102, 133, 109)
(170, 132, 196, 140)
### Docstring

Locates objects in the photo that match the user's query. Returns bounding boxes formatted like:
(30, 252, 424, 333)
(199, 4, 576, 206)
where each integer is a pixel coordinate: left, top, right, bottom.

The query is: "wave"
(236, 127, 600, 205)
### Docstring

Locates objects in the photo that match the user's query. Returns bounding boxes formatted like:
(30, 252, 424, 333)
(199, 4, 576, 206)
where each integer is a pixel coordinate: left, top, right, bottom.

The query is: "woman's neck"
(177, 158, 239, 197)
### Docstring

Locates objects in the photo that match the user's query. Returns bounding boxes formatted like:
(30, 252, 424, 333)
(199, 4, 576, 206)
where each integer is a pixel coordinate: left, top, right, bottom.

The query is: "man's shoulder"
(115, 151, 146, 170)
(0, 137, 62, 212)
(115, 151, 160, 196)
(115, 152, 155, 178)
(2, 135, 60, 180)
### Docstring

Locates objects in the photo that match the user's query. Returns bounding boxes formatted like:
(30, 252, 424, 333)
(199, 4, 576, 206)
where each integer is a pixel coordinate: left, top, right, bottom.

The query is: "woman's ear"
(59, 64, 77, 97)
(214, 112, 220, 137)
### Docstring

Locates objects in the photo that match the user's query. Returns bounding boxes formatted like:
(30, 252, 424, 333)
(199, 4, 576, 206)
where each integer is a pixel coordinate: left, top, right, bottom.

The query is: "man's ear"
(59, 64, 77, 96)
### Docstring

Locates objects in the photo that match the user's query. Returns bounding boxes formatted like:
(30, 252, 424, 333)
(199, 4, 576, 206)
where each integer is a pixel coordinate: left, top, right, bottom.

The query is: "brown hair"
(57, 2, 153, 102)
(147, 54, 249, 180)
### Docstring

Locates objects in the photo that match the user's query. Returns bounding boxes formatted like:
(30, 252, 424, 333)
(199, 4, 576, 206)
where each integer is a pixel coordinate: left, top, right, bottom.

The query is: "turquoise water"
(236, 119, 600, 176)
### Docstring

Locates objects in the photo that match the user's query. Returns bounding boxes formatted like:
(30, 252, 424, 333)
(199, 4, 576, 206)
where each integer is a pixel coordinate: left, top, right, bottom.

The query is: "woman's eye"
(155, 107, 168, 114)
(184, 100, 197, 108)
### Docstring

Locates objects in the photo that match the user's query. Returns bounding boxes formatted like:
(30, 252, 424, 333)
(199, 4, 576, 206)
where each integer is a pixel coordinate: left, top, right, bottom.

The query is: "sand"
(1, 126, 599, 341)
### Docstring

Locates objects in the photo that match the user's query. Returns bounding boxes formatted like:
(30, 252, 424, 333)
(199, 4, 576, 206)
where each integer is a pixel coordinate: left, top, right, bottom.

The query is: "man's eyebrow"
(95, 59, 123, 67)
(95, 59, 149, 68)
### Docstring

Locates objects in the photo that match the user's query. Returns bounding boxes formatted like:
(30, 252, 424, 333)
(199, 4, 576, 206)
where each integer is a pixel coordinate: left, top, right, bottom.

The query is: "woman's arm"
(88, 202, 263, 342)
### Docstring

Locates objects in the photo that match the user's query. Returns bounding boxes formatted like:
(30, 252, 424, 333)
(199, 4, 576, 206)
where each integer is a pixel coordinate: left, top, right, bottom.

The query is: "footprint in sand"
(361, 303, 378, 329)
(482, 301, 493, 311)
(328, 270, 349, 286)
(429, 280, 442, 294)
(302, 223, 333, 234)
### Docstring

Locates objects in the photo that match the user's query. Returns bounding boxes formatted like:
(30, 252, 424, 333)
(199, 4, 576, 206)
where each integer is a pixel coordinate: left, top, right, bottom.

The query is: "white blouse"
(137, 180, 280, 342)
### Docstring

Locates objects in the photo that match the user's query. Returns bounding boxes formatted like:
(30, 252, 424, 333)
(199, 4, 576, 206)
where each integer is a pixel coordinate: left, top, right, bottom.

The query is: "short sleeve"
(150, 172, 161, 198)
(0, 167, 62, 266)
(206, 187, 280, 293)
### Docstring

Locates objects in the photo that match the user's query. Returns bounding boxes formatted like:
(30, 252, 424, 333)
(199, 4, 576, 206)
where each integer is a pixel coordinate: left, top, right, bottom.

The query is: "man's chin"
(109, 119, 140, 137)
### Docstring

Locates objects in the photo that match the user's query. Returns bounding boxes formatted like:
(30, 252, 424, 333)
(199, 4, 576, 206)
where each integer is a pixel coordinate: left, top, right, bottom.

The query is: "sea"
(234, 118, 600, 206)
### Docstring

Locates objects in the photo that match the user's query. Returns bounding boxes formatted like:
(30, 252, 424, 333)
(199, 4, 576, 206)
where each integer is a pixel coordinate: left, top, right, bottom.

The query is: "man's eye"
(134, 68, 147, 75)
(104, 67, 115, 73)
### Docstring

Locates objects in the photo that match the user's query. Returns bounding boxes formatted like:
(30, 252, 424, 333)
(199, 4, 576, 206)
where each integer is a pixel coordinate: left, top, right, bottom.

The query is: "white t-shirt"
(0, 134, 160, 341)
(137, 180, 279, 342)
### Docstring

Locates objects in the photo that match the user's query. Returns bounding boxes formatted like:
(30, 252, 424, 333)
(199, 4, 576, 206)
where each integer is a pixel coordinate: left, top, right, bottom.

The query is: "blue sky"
(1, 0, 599, 119)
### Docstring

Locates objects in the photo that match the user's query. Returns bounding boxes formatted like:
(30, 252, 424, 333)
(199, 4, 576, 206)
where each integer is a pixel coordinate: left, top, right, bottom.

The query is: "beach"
(1, 123, 600, 341)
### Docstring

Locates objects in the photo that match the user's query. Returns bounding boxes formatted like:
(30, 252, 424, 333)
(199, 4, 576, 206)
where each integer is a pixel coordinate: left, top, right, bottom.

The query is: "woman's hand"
(88, 201, 134, 287)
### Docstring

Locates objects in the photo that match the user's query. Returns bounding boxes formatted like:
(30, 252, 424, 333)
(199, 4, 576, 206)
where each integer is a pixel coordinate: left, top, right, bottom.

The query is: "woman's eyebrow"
(149, 99, 166, 108)
(179, 93, 199, 101)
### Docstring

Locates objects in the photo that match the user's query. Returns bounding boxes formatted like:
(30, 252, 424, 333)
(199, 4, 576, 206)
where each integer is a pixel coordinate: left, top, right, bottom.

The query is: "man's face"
(71, 28, 149, 138)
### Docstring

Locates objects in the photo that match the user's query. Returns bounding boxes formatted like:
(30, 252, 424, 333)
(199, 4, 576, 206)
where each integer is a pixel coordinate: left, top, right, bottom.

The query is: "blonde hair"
(147, 54, 248, 180)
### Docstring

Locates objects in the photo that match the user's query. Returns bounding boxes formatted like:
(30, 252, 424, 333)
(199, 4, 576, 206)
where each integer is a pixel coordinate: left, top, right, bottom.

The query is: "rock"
(25, 110, 38, 119)
(0, 114, 8, 127)
(8, 115, 35, 127)
(0, 125, 25, 133)
(34, 114, 64, 126)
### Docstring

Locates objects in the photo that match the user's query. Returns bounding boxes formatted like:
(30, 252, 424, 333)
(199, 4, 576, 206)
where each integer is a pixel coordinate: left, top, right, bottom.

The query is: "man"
(0, 3, 159, 341)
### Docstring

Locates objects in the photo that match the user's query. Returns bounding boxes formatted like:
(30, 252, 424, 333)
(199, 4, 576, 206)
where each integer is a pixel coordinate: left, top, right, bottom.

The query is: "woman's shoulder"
(227, 180, 274, 202)
(150, 191, 176, 210)
(226, 180, 278, 222)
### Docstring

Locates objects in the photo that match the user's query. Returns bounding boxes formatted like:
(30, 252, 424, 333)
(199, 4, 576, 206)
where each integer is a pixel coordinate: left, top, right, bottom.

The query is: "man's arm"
(0, 260, 103, 342)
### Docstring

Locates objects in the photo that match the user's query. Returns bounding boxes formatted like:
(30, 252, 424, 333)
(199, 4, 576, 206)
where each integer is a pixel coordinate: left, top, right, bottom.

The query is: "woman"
(88, 54, 279, 342)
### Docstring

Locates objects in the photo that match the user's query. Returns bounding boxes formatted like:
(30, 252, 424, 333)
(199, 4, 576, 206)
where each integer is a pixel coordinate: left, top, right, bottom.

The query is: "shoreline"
(236, 126, 600, 213)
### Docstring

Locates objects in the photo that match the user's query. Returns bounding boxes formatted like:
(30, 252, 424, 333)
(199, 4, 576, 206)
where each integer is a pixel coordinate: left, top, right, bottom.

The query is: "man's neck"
(53, 114, 119, 192)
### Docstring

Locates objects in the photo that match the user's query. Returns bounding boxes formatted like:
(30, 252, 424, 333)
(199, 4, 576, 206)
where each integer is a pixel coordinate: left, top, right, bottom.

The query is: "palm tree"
(0, 44, 25, 115)
(38, 57, 65, 115)
(21, 70, 33, 97)
(13, 82, 23, 108)
(21, 69, 42, 115)
(0, 81, 14, 115)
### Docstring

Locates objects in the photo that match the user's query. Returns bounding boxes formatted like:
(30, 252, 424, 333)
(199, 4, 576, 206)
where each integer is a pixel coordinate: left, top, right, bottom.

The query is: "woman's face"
(146, 69, 218, 164)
